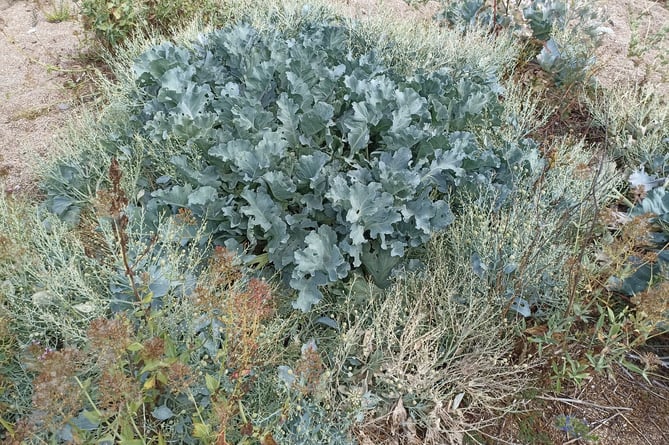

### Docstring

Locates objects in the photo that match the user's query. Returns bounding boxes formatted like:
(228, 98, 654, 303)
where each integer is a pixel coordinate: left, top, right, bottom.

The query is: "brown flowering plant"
(5, 239, 279, 444)
(188, 247, 278, 444)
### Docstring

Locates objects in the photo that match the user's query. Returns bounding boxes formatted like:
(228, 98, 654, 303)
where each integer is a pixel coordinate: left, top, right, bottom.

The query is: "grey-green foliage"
(0, 196, 109, 430)
(437, 0, 605, 40)
(438, 0, 570, 36)
(0, 198, 110, 346)
(586, 86, 669, 172)
(586, 86, 669, 295)
(436, 0, 608, 86)
(446, 138, 617, 318)
(43, 21, 543, 311)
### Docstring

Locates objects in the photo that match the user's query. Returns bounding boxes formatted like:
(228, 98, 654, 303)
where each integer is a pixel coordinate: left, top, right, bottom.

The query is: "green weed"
(44, 0, 73, 23)
(79, 0, 235, 49)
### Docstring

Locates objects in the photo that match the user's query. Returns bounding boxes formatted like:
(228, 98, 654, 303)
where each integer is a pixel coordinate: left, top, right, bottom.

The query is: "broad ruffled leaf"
(188, 186, 218, 206)
(360, 243, 401, 288)
(344, 118, 370, 155)
(240, 188, 284, 232)
(177, 83, 211, 118)
(293, 225, 349, 282)
(629, 166, 665, 192)
(633, 188, 669, 217)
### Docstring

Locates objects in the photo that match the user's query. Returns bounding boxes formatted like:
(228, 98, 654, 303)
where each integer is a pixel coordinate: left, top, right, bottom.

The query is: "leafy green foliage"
(536, 37, 594, 87)
(437, 0, 570, 36)
(43, 21, 542, 311)
(80, 0, 230, 49)
(6, 0, 669, 442)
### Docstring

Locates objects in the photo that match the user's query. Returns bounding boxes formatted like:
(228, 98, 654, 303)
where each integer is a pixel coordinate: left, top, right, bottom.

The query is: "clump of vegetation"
(79, 0, 233, 49)
(42, 18, 546, 311)
(43, 0, 74, 23)
(1, 164, 285, 443)
(429, 0, 610, 88)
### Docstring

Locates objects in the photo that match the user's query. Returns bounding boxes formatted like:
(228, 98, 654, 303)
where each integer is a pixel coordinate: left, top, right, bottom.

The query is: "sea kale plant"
(432, 0, 609, 87)
(44, 21, 543, 311)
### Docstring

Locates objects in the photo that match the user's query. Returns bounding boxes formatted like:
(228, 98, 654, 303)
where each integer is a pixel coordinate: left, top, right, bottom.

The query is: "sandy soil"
(0, 0, 84, 193)
(596, 0, 669, 97)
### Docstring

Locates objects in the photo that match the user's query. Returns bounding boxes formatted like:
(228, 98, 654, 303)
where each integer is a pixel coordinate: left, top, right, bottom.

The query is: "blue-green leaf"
(344, 119, 369, 154)
(188, 186, 218, 206)
(293, 225, 349, 282)
(240, 188, 283, 232)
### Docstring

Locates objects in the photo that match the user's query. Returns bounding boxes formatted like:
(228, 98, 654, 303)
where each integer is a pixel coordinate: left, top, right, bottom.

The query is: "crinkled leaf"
(295, 152, 330, 185)
(293, 225, 349, 282)
(344, 119, 370, 155)
(240, 188, 283, 232)
(209, 139, 253, 163)
(152, 184, 193, 207)
(301, 110, 329, 136)
(360, 243, 401, 288)
(188, 186, 218, 206)
(537, 38, 561, 69)
(277, 93, 300, 146)
(177, 83, 211, 118)
(402, 195, 453, 236)
(633, 188, 669, 217)
(291, 278, 324, 312)
(263, 171, 297, 201)
(629, 166, 665, 192)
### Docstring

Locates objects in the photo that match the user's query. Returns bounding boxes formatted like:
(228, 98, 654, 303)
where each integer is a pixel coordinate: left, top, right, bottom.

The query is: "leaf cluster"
(602, 175, 669, 326)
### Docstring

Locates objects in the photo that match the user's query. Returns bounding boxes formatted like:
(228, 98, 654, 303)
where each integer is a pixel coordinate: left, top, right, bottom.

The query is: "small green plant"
(44, 0, 73, 23)
(549, 352, 591, 393)
(554, 414, 598, 442)
(528, 300, 660, 394)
